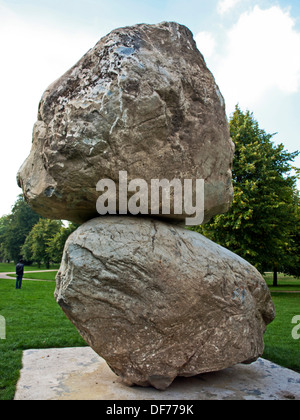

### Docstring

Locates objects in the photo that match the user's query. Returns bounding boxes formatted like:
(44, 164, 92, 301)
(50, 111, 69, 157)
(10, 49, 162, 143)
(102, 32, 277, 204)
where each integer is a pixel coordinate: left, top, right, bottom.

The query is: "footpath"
(0, 270, 57, 281)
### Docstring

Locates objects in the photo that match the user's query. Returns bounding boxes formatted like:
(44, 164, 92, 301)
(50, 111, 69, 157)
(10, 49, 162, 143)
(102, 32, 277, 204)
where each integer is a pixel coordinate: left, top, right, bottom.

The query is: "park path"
(0, 270, 58, 282)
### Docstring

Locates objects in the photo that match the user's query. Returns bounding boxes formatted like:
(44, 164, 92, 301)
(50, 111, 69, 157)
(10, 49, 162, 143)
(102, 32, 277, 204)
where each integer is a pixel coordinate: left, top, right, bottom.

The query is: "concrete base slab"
(14, 347, 300, 400)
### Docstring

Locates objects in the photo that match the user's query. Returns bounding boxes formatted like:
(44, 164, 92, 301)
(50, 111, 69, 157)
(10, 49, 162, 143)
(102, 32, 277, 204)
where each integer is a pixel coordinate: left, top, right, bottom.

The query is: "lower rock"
(55, 217, 275, 390)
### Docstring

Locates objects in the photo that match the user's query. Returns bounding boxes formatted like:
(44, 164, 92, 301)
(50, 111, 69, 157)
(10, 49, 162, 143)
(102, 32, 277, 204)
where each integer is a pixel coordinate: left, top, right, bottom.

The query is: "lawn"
(263, 271, 300, 372)
(264, 273, 300, 292)
(263, 293, 300, 374)
(0, 279, 86, 400)
(0, 273, 299, 400)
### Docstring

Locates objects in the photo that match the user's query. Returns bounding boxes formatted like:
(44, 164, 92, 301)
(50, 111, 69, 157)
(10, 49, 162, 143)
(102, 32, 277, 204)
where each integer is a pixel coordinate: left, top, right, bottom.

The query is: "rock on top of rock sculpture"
(17, 21, 234, 224)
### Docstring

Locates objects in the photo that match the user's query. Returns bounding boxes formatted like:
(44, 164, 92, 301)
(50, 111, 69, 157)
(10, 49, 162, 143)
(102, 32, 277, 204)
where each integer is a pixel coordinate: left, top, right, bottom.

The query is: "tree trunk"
(273, 263, 278, 287)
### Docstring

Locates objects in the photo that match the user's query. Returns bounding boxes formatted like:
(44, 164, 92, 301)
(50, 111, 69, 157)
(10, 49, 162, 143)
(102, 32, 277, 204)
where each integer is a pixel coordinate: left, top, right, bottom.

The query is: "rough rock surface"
(17, 21, 234, 224)
(55, 217, 275, 390)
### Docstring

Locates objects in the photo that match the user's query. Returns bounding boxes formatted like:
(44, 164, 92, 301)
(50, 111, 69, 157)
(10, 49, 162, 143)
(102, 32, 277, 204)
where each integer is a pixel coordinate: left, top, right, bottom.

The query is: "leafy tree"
(281, 191, 300, 278)
(21, 227, 35, 264)
(47, 223, 79, 263)
(194, 106, 299, 286)
(21, 219, 62, 268)
(0, 195, 40, 262)
(0, 216, 10, 262)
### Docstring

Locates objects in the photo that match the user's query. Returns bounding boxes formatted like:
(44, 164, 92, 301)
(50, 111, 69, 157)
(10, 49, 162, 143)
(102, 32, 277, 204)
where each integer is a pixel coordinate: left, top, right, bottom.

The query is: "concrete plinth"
(14, 347, 300, 400)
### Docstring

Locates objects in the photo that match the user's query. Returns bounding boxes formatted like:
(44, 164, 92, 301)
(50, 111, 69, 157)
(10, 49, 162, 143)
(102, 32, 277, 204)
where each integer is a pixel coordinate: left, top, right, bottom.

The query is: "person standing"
(16, 260, 24, 289)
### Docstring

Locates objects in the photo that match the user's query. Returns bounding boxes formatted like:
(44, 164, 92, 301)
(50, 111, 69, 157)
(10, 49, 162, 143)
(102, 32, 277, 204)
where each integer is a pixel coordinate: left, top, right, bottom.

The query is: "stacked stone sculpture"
(17, 22, 275, 390)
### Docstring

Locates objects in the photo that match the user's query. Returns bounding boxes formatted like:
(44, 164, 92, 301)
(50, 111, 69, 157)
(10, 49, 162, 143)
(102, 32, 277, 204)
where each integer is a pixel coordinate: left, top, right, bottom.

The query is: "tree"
(194, 106, 299, 286)
(281, 191, 300, 278)
(47, 223, 79, 263)
(0, 216, 10, 262)
(0, 195, 41, 262)
(21, 219, 62, 268)
(21, 227, 35, 264)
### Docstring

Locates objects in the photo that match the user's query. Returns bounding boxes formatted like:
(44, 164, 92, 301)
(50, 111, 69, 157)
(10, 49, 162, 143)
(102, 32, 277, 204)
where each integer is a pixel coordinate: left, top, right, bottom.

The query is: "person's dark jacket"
(16, 263, 24, 276)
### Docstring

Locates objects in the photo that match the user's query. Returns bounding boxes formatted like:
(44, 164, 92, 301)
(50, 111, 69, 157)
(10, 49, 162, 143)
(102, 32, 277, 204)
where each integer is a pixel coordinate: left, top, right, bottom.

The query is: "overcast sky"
(0, 0, 299, 217)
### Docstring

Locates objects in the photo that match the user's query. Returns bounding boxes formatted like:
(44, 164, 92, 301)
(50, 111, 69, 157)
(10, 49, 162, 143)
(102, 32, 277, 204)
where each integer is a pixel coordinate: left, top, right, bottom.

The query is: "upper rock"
(17, 22, 234, 224)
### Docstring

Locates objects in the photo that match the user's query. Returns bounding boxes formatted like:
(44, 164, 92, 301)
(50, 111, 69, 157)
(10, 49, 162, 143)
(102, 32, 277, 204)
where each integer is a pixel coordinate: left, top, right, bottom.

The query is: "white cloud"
(217, 0, 242, 15)
(214, 5, 300, 113)
(0, 4, 98, 215)
(195, 31, 216, 60)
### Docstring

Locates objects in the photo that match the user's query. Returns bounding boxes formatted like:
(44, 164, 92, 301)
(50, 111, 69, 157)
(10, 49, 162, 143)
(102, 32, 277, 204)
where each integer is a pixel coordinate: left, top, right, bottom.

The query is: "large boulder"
(55, 217, 275, 390)
(17, 22, 234, 224)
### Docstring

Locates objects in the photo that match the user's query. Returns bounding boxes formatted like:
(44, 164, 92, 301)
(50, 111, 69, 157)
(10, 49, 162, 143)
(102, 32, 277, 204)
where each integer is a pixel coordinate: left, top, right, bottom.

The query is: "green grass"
(264, 273, 300, 292)
(6, 271, 58, 281)
(0, 263, 60, 273)
(263, 293, 300, 373)
(0, 263, 18, 273)
(0, 279, 86, 400)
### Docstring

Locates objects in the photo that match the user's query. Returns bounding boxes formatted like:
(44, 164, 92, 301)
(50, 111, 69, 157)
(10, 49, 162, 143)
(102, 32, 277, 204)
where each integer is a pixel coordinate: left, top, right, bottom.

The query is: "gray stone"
(17, 22, 234, 224)
(55, 217, 275, 390)
(14, 347, 300, 400)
